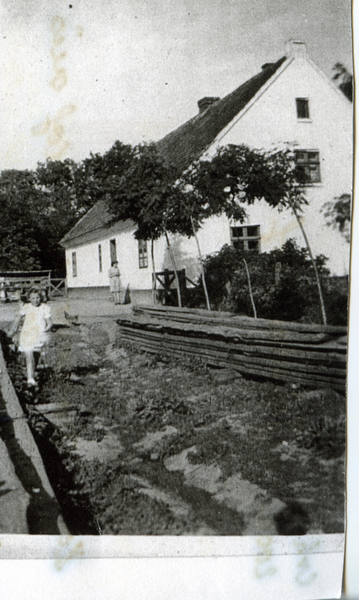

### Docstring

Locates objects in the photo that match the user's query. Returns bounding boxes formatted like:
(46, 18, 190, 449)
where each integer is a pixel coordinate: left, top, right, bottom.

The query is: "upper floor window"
(230, 225, 261, 252)
(72, 252, 77, 277)
(295, 150, 321, 184)
(138, 239, 148, 268)
(296, 98, 310, 119)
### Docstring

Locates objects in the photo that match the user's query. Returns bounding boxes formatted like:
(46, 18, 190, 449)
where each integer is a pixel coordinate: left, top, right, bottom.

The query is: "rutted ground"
(3, 318, 345, 535)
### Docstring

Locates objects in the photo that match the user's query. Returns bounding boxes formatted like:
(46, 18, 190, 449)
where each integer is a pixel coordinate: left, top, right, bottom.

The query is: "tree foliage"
(106, 143, 307, 240)
(179, 145, 305, 225)
(0, 170, 43, 270)
(0, 158, 100, 274)
(322, 193, 351, 243)
(106, 143, 181, 240)
(186, 240, 346, 324)
(332, 63, 353, 102)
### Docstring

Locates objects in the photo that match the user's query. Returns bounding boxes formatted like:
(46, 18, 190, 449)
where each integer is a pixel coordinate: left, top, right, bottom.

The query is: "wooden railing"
(0, 277, 67, 300)
(48, 279, 68, 298)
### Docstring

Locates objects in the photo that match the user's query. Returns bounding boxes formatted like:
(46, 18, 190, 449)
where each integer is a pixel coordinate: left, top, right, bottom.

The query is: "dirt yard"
(2, 317, 345, 536)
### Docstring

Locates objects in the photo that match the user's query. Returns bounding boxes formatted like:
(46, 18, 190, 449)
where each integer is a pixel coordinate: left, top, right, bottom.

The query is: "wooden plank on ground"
(119, 329, 346, 386)
(133, 305, 348, 336)
(120, 330, 345, 392)
(121, 315, 346, 347)
(118, 320, 347, 364)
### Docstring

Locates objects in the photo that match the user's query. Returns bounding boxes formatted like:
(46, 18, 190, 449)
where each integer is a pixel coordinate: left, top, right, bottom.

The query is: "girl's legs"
(115, 291, 121, 304)
(25, 351, 36, 385)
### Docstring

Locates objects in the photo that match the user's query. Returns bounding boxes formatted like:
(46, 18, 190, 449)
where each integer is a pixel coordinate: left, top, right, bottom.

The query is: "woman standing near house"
(108, 261, 121, 304)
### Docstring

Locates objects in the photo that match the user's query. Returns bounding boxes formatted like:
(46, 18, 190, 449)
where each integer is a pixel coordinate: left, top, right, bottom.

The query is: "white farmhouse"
(61, 41, 353, 301)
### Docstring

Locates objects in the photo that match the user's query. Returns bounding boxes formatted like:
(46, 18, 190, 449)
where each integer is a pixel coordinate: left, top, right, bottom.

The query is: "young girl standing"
(9, 288, 52, 386)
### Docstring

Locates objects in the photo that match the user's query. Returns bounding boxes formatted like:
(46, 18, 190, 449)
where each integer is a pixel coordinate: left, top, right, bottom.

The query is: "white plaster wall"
(65, 216, 231, 291)
(66, 230, 172, 290)
(204, 56, 353, 275)
(160, 215, 231, 282)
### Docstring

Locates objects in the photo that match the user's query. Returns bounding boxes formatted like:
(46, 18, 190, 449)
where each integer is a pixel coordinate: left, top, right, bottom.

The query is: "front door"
(110, 238, 117, 264)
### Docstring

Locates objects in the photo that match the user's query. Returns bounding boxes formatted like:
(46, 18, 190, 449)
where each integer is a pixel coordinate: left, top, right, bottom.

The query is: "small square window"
(296, 98, 310, 119)
(138, 240, 148, 268)
(230, 225, 261, 253)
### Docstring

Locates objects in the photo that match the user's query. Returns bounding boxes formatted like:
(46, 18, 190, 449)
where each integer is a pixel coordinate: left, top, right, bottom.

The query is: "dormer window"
(296, 98, 310, 119)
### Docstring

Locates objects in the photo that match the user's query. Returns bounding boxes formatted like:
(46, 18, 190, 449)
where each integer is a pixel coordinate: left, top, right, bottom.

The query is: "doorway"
(110, 238, 117, 265)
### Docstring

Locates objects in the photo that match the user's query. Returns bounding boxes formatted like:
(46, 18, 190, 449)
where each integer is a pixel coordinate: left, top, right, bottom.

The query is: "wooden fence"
(0, 275, 67, 300)
(118, 305, 347, 393)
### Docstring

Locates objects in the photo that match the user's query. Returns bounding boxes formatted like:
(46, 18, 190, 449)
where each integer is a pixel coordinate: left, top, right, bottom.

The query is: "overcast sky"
(0, 0, 353, 170)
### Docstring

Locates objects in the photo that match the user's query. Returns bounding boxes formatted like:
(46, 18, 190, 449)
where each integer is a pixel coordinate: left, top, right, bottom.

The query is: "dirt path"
(3, 318, 345, 535)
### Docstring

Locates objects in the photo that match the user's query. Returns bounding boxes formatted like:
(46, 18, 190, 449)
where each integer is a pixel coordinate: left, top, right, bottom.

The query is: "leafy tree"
(105, 143, 186, 305)
(322, 193, 351, 243)
(0, 142, 134, 275)
(76, 141, 134, 209)
(0, 157, 103, 275)
(33, 159, 88, 274)
(175, 144, 324, 316)
(0, 170, 43, 270)
(332, 63, 353, 102)
(104, 143, 305, 309)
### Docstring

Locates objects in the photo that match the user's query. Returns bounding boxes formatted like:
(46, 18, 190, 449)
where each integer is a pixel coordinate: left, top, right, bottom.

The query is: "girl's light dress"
(18, 303, 51, 352)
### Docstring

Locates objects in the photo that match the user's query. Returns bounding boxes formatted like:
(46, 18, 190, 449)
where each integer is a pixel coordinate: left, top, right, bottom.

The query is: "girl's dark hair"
(26, 287, 47, 302)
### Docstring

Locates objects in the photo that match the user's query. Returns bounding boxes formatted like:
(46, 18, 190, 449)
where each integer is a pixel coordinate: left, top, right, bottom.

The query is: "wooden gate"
(48, 279, 68, 298)
(0, 271, 68, 300)
(152, 269, 187, 305)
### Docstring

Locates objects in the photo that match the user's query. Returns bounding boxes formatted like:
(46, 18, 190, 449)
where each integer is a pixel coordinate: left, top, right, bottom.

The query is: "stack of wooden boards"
(117, 305, 347, 392)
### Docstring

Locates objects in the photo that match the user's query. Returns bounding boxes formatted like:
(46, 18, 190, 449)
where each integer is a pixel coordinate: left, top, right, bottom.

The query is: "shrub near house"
(187, 240, 347, 325)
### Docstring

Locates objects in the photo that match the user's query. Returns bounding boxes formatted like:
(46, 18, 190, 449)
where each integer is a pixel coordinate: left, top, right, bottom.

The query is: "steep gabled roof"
(60, 200, 134, 248)
(156, 56, 286, 174)
(61, 55, 287, 248)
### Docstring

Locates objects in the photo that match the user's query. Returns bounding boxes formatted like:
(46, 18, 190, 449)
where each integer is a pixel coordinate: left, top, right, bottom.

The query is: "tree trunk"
(164, 229, 182, 308)
(243, 257, 257, 318)
(190, 216, 211, 311)
(151, 237, 156, 305)
(290, 201, 327, 326)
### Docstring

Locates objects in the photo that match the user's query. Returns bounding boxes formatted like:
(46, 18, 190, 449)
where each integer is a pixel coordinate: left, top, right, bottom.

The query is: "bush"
(187, 239, 347, 324)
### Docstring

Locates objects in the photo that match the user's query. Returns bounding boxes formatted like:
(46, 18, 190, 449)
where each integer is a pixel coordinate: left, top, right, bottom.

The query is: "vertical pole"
(243, 257, 257, 319)
(190, 216, 211, 311)
(290, 201, 327, 326)
(151, 237, 156, 305)
(164, 230, 182, 307)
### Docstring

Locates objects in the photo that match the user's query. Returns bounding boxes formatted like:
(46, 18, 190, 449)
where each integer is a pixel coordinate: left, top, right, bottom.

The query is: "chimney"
(261, 63, 276, 70)
(285, 40, 306, 57)
(197, 96, 220, 113)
